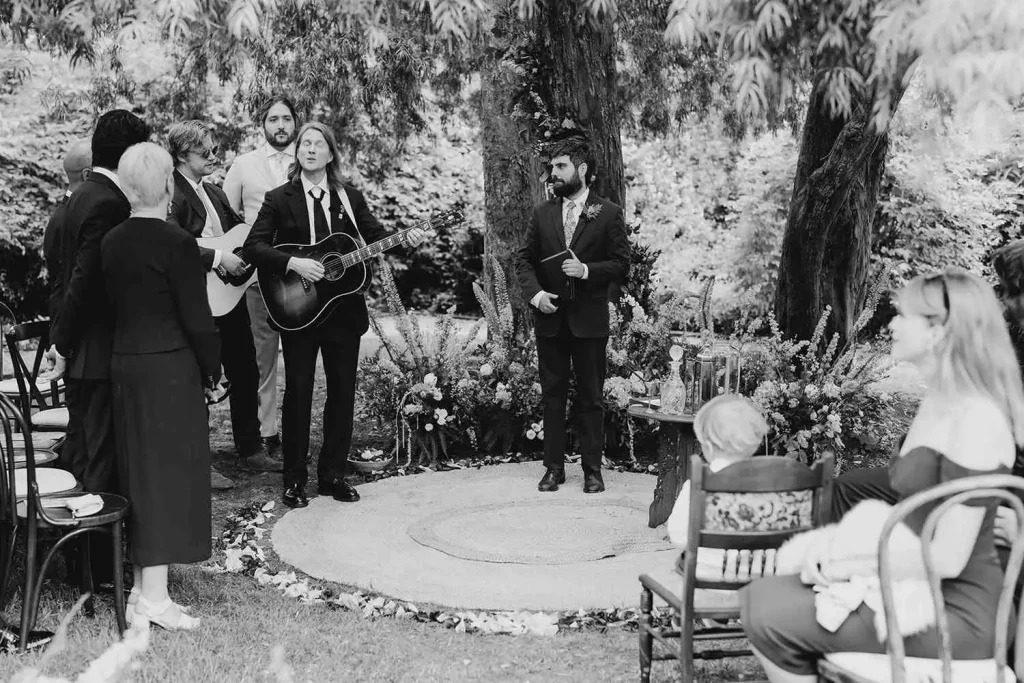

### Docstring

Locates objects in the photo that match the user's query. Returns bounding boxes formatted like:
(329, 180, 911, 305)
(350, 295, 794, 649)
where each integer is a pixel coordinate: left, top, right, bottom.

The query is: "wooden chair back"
(682, 453, 835, 591)
(877, 474, 1024, 683)
(3, 320, 62, 417)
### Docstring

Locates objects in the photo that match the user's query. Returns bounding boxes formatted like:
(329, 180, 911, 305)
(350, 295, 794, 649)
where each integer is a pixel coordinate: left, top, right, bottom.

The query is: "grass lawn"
(1, 361, 771, 683)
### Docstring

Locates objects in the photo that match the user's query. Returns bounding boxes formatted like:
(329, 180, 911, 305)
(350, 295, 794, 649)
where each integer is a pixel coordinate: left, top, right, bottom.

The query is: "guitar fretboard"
(339, 213, 455, 268)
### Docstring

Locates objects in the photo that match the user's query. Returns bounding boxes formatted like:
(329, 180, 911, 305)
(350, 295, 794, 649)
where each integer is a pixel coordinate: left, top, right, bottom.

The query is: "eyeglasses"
(192, 145, 219, 159)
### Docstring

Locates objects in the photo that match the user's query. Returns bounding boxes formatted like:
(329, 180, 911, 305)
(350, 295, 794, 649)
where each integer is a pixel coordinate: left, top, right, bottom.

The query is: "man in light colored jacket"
(223, 95, 299, 455)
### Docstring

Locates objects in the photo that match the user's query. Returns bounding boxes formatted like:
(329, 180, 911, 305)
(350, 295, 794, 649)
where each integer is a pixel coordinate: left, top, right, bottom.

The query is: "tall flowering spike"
(699, 275, 715, 336)
(821, 331, 841, 368)
(472, 280, 503, 345)
(459, 317, 486, 356)
(854, 270, 890, 335)
(806, 307, 831, 356)
(490, 256, 514, 338)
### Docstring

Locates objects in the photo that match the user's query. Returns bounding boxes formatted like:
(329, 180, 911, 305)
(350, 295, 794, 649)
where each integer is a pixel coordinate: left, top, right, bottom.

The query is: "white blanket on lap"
(775, 500, 935, 641)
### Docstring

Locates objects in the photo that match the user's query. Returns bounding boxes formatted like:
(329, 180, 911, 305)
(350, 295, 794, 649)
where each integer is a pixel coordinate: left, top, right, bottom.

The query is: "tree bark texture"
(534, 0, 625, 206)
(480, 0, 625, 335)
(773, 72, 907, 345)
(481, 43, 544, 336)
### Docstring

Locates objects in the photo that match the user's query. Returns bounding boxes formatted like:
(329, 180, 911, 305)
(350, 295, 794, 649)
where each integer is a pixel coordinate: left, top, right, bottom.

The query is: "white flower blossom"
(425, 423, 435, 432)
(480, 363, 493, 377)
(424, 373, 437, 387)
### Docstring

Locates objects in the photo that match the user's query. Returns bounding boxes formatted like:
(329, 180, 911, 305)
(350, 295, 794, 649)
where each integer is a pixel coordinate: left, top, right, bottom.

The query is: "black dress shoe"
(282, 485, 308, 508)
(538, 468, 566, 492)
(322, 478, 359, 502)
(583, 471, 605, 494)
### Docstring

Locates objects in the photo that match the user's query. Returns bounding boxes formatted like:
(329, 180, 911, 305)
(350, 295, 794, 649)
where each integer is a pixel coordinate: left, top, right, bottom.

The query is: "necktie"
(197, 184, 224, 237)
(563, 200, 578, 245)
(310, 187, 330, 241)
(271, 153, 288, 184)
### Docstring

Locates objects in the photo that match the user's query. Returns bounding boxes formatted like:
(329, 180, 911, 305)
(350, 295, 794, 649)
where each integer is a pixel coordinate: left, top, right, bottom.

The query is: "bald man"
(45, 138, 92, 327)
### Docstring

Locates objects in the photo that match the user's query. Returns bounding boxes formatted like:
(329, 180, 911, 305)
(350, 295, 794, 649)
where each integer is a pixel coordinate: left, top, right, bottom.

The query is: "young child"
(666, 393, 770, 550)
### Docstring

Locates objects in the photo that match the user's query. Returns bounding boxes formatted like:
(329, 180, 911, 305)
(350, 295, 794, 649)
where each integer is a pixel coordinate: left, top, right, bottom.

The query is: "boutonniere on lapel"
(582, 203, 602, 222)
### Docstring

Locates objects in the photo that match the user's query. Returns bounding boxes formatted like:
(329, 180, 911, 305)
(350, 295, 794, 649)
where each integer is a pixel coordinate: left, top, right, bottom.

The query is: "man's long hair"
(287, 122, 345, 191)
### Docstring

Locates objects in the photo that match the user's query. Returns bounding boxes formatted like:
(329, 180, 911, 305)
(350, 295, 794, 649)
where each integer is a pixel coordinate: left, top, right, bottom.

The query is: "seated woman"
(740, 269, 1024, 682)
(101, 142, 221, 630)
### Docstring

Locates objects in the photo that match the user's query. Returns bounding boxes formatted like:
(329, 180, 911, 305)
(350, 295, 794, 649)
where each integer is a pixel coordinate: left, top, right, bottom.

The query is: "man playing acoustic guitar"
(167, 121, 280, 487)
(243, 122, 426, 508)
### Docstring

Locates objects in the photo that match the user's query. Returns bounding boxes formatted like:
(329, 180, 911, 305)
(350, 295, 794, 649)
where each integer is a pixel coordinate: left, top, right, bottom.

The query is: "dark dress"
(741, 445, 1009, 675)
(101, 217, 221, 566)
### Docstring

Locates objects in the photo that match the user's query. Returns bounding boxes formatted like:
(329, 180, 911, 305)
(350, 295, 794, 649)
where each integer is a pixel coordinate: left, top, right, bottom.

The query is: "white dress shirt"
(90, 166, 121, 190)
(266, 143, 295, 186)
(300, 175, 332, 245)
(185, 176, 224, 267)
(530, 186, 590, 309)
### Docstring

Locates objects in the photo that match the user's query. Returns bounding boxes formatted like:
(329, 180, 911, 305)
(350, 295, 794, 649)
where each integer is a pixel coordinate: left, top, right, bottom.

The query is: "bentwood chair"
(3, 320, 67, 433)
(0, 392, 128, 649)
(639, 453, 835, 682)
(818, 474, 1024, 683)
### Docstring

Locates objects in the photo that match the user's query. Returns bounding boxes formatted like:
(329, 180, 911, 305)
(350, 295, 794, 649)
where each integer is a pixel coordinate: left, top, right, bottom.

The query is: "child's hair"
(694, 394, 769, 460)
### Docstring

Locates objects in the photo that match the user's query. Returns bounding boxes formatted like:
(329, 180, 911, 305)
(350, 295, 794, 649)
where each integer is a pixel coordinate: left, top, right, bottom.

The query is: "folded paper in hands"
(65, 494, 104, 518)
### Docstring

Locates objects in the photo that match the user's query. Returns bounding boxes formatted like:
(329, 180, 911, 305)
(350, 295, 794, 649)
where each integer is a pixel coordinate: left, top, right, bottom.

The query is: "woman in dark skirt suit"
(101, 142, 220, 631)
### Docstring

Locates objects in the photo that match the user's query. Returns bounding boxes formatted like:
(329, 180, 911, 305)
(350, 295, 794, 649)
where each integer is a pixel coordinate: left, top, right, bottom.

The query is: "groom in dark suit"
(516, 137, 630, 494)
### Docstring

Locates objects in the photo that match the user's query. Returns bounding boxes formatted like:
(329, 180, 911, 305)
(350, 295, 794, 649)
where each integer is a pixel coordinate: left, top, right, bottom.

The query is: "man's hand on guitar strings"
(220, 251, 247, 277)
(287, 257, 325, 282)
(406, 228, 428, 247)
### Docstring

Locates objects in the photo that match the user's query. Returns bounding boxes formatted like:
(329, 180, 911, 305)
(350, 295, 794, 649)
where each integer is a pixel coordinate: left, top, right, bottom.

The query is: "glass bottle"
(660, 345, 687, 415)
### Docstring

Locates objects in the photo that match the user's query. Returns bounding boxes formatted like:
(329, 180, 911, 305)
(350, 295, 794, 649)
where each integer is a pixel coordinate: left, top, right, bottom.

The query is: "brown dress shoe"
(538, 468, 566, 492)
(239, 450, 283, 472)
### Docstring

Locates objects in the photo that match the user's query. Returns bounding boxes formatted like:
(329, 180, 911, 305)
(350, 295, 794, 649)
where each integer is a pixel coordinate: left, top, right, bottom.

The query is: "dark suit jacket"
(516, 193, 630, 338)
(44, 193, 70, 329)
(242, 180, 391, 336)
(52, 173, 131, 379)
(167, 170, 246, 271)
(100, 217, 221, 384)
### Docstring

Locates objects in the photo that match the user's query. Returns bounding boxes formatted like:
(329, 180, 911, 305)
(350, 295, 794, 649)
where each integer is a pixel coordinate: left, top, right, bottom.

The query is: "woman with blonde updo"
(101, 142, 220, 631)
(741, 269, 1024, 682)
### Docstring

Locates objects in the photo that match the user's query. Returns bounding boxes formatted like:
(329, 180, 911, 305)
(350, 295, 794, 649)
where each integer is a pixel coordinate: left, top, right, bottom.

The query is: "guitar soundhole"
(321, 253, 345, 282)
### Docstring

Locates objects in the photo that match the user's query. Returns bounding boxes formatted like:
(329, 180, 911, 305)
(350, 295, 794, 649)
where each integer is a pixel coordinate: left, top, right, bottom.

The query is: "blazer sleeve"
(222, 161, 245, 218)
(516, 208, 544, 303)
(53, 195, 122, 356)
(583, 205, 630, 287)
(169, 234, 221, 384)
(166, 193, 216, 272)
(243, 192, 292, 276)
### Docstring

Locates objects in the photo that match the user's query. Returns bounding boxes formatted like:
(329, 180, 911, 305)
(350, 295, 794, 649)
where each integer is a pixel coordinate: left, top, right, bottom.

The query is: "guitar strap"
(334, 188, 365, 247)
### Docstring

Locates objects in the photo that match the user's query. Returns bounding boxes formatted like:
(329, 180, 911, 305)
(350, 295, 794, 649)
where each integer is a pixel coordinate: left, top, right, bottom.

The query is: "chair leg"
(19, 526, 37, 651)
(679, 616, 695, 683)
(80, 536, 95, 618)
(639, 587, 653, 683)
(111, 522, 126, 635)
(0, 523, 17, 610)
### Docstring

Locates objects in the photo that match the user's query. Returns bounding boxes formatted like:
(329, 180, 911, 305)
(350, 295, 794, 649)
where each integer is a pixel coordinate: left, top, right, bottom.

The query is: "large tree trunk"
(535, 1, 624, 206)
(479, 0, 625, 339)
(773, 71, 909, 345)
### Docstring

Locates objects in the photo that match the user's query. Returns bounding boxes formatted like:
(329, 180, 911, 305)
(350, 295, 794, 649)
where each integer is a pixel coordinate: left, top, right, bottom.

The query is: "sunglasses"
(192, 145, 219, 159)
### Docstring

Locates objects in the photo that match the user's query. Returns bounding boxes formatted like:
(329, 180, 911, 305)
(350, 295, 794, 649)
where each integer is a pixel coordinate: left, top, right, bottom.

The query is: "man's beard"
(551, 170, 583, 198)
(265, 128, 297, 150)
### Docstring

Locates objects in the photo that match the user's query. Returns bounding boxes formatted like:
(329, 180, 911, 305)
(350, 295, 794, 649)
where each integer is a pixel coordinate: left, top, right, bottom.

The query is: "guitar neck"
(339, 218, 433, 268)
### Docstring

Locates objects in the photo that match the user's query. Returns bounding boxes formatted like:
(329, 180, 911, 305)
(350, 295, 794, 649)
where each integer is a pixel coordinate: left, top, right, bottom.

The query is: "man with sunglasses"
(167, 121, 280, 484)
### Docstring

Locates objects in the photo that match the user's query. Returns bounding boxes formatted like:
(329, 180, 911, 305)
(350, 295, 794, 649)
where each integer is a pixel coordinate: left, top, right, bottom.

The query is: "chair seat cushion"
(0, 376, 64, 397)
(30, 407, 69, 430)
(823, 652, 1014, 683)
(12, 447, 59, 469)
(14, 467, 78, 499)
(10, 431, 65, 450)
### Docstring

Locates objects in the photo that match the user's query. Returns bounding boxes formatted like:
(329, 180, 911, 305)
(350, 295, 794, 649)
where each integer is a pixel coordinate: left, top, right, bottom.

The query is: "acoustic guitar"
(258, 208, 465, 331)
(196, 224, 258, 317)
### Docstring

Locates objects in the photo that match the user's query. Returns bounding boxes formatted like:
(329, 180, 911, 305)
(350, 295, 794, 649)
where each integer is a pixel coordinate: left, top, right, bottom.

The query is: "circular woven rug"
(272, 462, 678, 610)
(408, 498, 668, 564)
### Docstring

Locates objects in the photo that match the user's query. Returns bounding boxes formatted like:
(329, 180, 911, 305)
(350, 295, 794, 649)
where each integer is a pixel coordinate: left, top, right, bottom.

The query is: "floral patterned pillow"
(703, 490, 814, 532)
